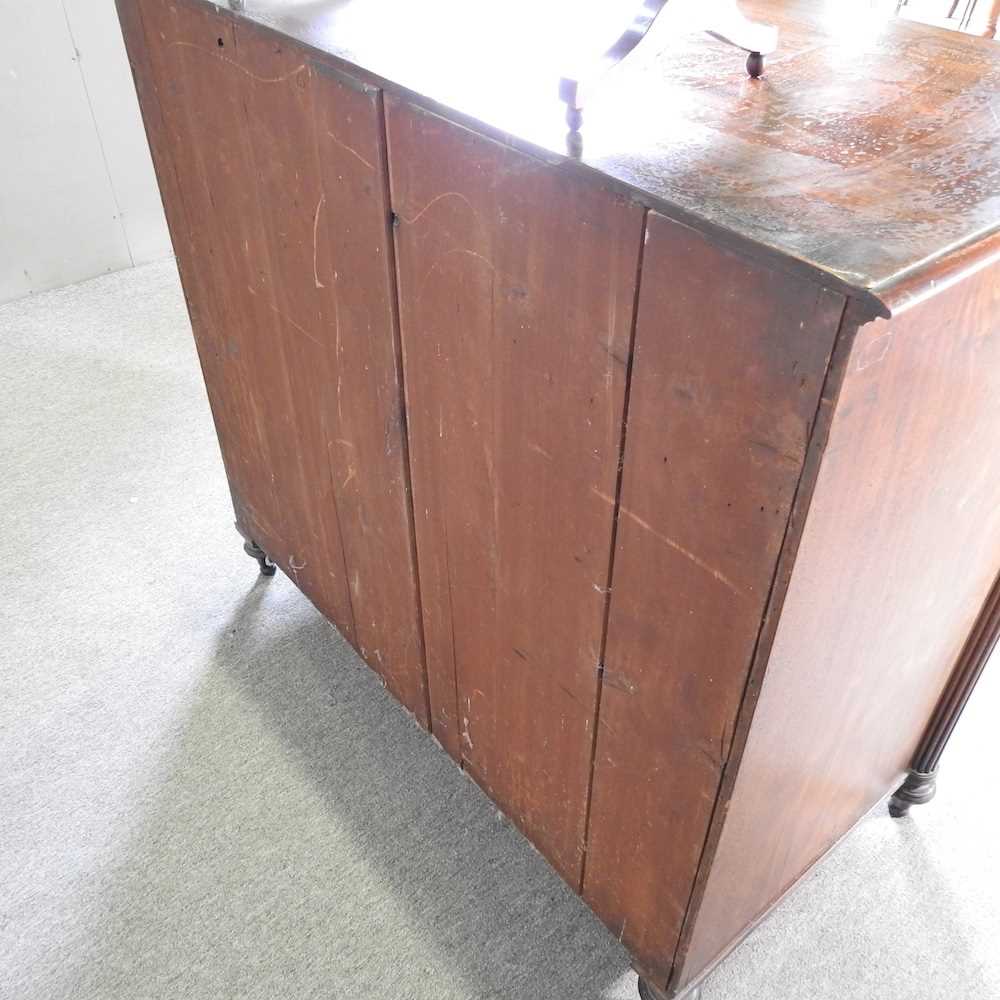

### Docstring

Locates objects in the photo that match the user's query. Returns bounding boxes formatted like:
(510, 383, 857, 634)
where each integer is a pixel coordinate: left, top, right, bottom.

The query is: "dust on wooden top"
(196, 0, 1000, 312)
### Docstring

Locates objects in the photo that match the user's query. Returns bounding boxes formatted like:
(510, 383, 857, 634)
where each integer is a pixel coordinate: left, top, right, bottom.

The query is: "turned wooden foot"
(746, 51, 765, 78)
(243, 538, 276, 576)
(889, 768, 937, 817)
(638, 976, 702, 1000)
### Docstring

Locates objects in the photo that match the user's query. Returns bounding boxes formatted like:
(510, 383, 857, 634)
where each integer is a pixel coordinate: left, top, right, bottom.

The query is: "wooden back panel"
(122, 5, 999, 988)
(387, 97, 644, 884)
(124, 0, 428, 721)
(582, 213, 846, 984)
(679, 259, 1000, 989)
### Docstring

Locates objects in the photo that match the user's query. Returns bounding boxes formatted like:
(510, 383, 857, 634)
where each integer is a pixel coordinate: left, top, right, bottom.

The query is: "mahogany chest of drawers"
(117, 0, 1000, 995)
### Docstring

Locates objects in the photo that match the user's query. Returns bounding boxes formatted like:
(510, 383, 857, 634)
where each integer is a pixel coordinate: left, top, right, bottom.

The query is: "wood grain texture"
(128, 0, 428, 720)
(387, 96, 644, 884)
(678, 257, 1000, 991)
(581, 212, 844, 985)
(308, 63, 429, 717)
(119, 0, 274, 574)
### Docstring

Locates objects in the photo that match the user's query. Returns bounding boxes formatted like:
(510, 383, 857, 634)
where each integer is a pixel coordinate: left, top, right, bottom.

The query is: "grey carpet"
(1, 260, 998, 1000)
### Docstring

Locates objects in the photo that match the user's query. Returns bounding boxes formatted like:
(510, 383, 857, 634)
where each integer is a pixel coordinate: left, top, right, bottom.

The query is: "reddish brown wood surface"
(192, 0, 1000, 312)
(678, 257, 1000, 991)
(387, 97, 644, 884)
(120, 3, 1000, 993)
(582, 213, 845, 986)
(125, 0, 428, 721)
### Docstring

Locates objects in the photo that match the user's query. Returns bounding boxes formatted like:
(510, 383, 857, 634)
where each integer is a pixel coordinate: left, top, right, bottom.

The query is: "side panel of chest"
(679, 258, 1000, 991)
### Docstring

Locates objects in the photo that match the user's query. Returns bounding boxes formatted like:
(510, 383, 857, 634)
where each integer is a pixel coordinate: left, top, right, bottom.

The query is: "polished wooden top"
(206, 0, 1000, 314)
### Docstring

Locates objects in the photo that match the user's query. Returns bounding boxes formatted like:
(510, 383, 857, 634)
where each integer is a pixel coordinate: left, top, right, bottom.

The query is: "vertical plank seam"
(665, 291, 855, 995)
(380, 94, 435, 730)
(578, 206, 650, 895)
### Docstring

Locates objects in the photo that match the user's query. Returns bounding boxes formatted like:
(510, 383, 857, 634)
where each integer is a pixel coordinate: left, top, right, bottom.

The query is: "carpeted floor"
(1, 259, 998, 1000)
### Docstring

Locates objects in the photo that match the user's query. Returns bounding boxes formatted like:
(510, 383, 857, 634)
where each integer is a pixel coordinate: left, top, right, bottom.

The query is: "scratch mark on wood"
(399, 190, 478, 226)
(603, 670, 638, 695)
(270, 300, 322, 348)
(167, 41, 306, 85)
(312, 192, 326, 288)
(333, 294, 343, 422)
(416, 248, 517, 308)
(247, 283, 324, 348)
(555, 679, 584, 707)
(856, 329, 893, 371)
(627, 506, 744, 597)
(326, 128, 375, 171)
(591, 486, 747, 598)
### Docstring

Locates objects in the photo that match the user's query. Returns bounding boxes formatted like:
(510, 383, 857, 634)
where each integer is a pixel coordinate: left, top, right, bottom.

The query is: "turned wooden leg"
(889, 769, 937, 817)
(638, 976, 702, 1000)
(891, 570, 1000, 818)
(746, 51, 765, 78)
(243, 538, 276, 576)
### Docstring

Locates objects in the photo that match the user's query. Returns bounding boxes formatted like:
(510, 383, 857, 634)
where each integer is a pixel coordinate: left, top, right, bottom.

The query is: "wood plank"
(131, 0, 428, 719)
(232, 26, 428, 720)
(678, 257, 1000, 991)
(582, 213, 845, 986)
(130, 0, 292, 580)
(387, 97, 644, 884)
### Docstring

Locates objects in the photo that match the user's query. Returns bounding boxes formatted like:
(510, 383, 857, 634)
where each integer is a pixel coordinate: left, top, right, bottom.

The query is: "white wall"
(1, 0, 172, 304)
